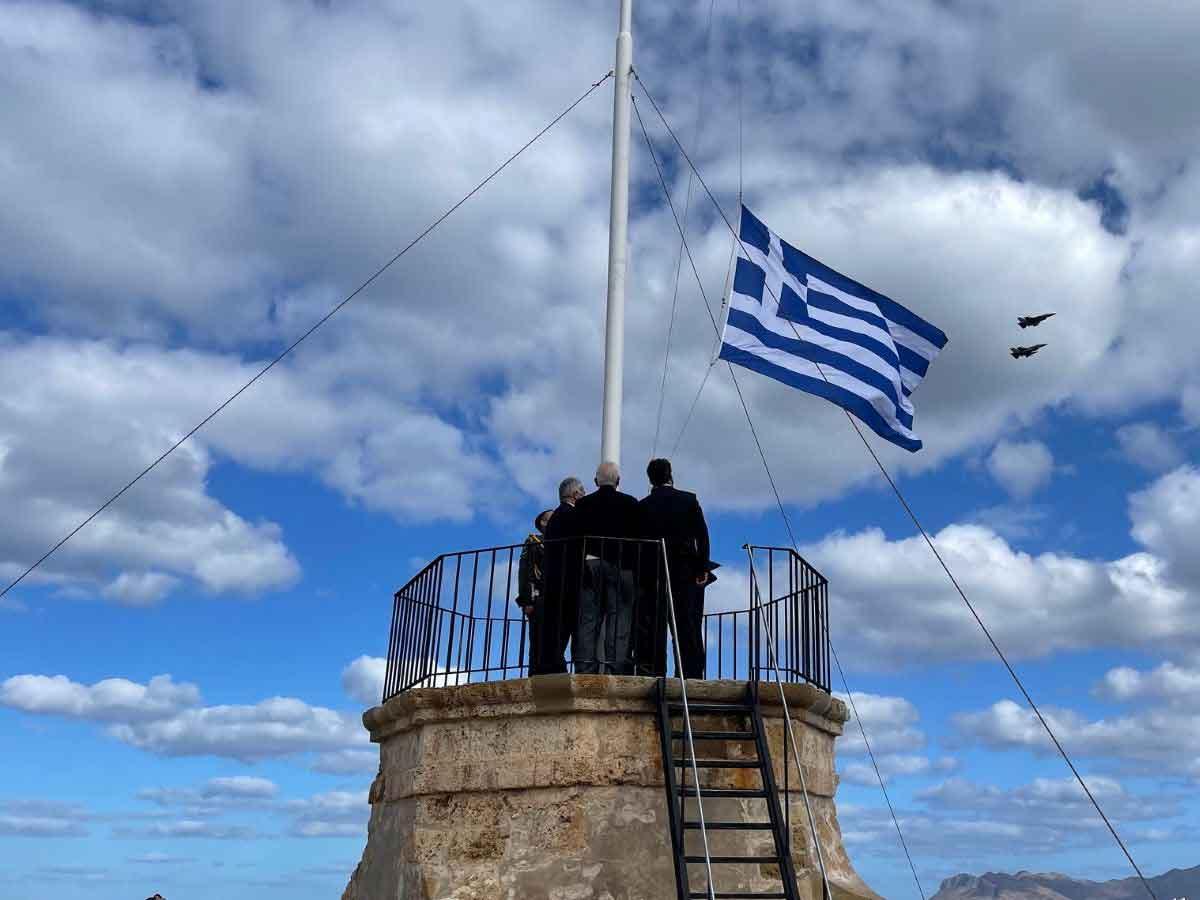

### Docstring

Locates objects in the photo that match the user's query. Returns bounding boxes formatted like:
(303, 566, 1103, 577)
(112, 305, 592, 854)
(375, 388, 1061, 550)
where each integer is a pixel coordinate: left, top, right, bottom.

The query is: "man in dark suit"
(570, 461, 642, 674)
(638, 458, 710, 679)
(536, 476, 586, 675)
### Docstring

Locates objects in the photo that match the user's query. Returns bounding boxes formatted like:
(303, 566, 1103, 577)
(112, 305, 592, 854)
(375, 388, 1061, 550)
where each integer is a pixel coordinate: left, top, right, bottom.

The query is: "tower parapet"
(343, 541, 879, 900)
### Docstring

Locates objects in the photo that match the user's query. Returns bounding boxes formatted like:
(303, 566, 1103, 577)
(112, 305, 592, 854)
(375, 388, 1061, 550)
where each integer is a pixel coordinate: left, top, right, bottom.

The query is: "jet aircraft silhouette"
(1018, 313, 1055, 328)
(1010, 344, 1047, 359)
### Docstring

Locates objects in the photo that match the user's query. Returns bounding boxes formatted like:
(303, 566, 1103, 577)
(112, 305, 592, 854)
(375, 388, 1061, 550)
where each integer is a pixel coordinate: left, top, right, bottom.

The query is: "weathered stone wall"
(342, 675, 880, 900)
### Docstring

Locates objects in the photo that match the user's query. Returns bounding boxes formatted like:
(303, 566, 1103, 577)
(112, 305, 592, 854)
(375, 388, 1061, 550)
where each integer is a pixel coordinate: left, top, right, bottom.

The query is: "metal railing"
(382, 539, 829, 702)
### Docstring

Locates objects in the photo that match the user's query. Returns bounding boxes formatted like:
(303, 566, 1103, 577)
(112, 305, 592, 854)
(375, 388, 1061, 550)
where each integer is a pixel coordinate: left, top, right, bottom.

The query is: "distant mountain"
(932, 866, 1200, 900)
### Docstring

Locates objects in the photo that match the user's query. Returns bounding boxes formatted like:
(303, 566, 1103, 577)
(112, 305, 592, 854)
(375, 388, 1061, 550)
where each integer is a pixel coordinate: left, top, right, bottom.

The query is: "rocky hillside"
(932, 866, 1199, 900)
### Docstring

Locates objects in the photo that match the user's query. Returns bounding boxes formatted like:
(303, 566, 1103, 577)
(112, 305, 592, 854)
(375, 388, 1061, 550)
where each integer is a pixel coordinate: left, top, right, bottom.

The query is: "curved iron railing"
(381, 540, 829, 702)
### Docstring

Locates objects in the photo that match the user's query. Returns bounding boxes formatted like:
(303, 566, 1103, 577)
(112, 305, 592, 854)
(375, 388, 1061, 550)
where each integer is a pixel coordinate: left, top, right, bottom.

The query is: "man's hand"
(695, 574, 708, 586)
(520, 604, 534, 619)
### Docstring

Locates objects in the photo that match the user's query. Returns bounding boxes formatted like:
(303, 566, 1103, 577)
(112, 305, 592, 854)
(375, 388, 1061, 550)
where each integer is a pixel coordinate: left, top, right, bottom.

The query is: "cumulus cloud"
(986, 440, 1055, 500)
(839, 693, 926, 756)
(138, 776, 279, 812)
(2, 0, 1184, 545)
(1115, 423, 1184, 473)
(840, 754, 956, 788)
(835, 692, 953, 787)
(0, 336, 302, 600)
(808, 464, 1200, 667)
(312, 749, 378, 776)
(0, 800, 90, 838)
(102, 571, 180, 606)
(1128, 465, 1200, 587)
(109, 696, 364, 762)
(952, 694, 1200, 780)
(0, 673, 199, 722)
(285, 790, 368, 839)
(1096, 660, 1200, 708)
(0, 0, 1196, 568)
(340, 656, 385, 706)
(917, 774, 1177, 824)
(112, 819, 259, 840)
(841, 772, 1185, 875)
(0, 671, 367, 763)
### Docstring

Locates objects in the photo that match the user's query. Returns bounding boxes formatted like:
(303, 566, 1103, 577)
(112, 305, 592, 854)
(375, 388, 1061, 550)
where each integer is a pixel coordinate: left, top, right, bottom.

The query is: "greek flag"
(718, 205, 948, 452)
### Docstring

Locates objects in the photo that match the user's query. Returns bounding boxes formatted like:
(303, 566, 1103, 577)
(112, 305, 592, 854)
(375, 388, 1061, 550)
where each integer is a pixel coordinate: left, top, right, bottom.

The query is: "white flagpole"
(600, 0, 633, 466)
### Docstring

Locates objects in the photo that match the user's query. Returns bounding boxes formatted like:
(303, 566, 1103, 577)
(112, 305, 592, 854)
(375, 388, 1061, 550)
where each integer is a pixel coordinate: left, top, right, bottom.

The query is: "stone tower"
(341, 674, 879, 900)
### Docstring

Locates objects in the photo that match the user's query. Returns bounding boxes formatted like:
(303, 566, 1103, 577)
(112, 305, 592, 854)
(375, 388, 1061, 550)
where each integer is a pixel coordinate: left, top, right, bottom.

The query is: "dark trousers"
(643, 576, 706, 679)
(574, 559, 635, 674)
(529, 591, 575, 676)
(674, 579, 706, 679)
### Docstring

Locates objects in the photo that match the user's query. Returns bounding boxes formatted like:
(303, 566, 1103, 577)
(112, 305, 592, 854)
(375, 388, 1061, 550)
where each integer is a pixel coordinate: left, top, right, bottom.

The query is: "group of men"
(516, 457, 712, 679)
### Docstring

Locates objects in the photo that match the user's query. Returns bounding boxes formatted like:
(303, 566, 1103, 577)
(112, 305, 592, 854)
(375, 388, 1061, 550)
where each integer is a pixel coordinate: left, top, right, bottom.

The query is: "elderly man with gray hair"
(569, 461, 643, 674)
(536, 475, 587, 675)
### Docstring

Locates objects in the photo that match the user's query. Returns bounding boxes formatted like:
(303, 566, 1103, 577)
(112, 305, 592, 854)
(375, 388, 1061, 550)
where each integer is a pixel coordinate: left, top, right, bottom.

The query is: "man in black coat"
(536, 476, 586, 675)
(638, 458, 711, 678)
(570, 461, 643, 674)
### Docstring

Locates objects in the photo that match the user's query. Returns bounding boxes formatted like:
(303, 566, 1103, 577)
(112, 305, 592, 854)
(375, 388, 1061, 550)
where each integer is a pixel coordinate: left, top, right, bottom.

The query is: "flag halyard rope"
(635, 89, 915, 893)
(651, 0, 718, 460)
(632, 68, 1159, 900)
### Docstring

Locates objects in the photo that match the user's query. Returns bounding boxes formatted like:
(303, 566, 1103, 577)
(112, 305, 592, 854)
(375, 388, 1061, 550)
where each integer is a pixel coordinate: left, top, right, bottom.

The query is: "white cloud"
(1, 671, 367, 763)
(807, 476, 1200, 666)
(204, 775, 278, 800)
(108, 696, 364, 762)
(1096, 660, 1200, 708)
(113, 819, 258, 840)
(0, 336, 301, 600)
(835, 692, 950, 786)
(1128, 465, 1200, 587)
(285, 790, 368, 839)
(1115, 423, 1184, 473)
(839, 770, 1186, 874)
(840, 754, 954, 788)
(312, 749, 378, 776)
(967, 504, 1049, 541)
(102, 571, 180, 607)
(838, 693, 926, 756)
(0, 0, 1195, 654)
(917, 774, 1178, 827)
(953, 695, 1200, 779)
(139, 776, 279, 811)
(0, 800, 89, 838)
(0, 673, 199, 722)
(0, 0, 1176, 537)
(340, 656, 385, 707)
(987, 440, 1054, 500)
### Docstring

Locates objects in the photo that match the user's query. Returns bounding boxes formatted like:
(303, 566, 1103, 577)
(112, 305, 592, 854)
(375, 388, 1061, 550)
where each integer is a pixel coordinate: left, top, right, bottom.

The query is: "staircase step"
(688, 893, 787, 899)
(672, 730, 755, 741)
(684, 855, 779, 864)
(680, 787, 768, 798)
(684, 821, 772, 830)
(677, 758, 760, 769)
(669, 702, 754, 714)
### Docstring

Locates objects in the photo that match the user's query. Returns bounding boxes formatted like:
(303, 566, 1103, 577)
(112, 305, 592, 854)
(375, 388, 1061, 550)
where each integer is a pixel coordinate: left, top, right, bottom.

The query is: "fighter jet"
(1018, 313, 1055, 328)
(1010, 344, 1047, 359)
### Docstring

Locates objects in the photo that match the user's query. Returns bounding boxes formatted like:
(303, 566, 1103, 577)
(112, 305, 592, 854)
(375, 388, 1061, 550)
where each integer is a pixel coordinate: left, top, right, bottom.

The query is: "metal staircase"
(656, 681, 801, 900)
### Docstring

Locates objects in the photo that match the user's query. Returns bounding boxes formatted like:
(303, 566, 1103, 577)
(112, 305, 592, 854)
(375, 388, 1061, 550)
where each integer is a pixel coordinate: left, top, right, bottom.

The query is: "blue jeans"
(574, 559, 635, 674)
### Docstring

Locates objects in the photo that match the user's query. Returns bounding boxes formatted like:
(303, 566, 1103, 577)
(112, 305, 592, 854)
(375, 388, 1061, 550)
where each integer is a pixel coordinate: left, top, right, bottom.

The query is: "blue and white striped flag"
(718, 205, 948, 452)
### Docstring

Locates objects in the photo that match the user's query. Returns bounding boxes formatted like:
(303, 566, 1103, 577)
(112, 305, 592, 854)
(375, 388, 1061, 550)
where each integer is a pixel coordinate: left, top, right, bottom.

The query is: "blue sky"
(2, 1, 1200, 898)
